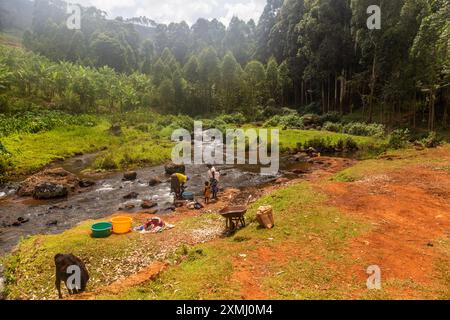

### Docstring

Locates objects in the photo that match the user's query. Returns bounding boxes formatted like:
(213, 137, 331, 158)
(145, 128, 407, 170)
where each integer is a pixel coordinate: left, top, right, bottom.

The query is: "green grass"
(278, 129, 386, 156)
(1, 120, 174, 177)
(94, 182, 371, 300)
(332, 146, 450, 182)
(2, 121, 113, 174)
(89, 127, 173, 171)
(1, 218, 142, 299)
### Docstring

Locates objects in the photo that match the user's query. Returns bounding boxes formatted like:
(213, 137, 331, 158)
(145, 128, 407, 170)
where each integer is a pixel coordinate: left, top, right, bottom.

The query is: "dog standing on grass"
(54, 253, 89, 299)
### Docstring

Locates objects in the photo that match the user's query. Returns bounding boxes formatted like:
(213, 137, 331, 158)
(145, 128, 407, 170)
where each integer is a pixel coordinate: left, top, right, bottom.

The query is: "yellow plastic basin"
(111, 216, 133, 234)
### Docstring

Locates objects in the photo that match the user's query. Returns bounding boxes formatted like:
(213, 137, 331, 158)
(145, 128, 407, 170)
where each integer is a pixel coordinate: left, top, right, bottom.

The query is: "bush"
(302, 137, 335, 154)
(264, 114, 304, 129)
(322, 121, 343, 133)
(218, 112, 246, 125)
(342, 122, 385, 137)
(263, 115, 282, 127)
(300, 114, 321, 128)
(388, 129, 411, 149)
(279, 114, 304, 129)
(417, 131, 442, 148)
(342, 137, 359, 152)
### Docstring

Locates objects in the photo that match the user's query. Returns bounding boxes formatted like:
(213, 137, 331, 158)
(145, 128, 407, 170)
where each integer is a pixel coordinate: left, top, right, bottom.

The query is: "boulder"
(79, 179, 95, 188)
(164, 162, 185, 175)
(17, 168, 79, 197)
(123, 171, 137, 181)
(123, 192, 139, 200)
(148, 177, 162, 186)
(33, 182, 68, 199)
(141, 200, 157, 209)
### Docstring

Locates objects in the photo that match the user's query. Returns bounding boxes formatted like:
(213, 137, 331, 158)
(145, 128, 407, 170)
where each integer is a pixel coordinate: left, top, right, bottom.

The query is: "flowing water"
(0, 148, 310, 256)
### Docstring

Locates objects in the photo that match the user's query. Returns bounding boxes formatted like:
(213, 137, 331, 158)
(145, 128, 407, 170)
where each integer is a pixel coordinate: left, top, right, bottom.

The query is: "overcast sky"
(73, 0, 266, 26)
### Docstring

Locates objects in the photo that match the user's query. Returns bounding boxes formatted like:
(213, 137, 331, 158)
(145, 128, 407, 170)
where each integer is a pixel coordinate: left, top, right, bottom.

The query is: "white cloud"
(72, 0, 266, 26)
(220, 1, 265, 25)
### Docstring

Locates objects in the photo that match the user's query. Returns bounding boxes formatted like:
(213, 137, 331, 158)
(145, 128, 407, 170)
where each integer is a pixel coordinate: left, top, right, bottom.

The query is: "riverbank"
(89, 146, 450, 300)
(1, 116, 386, 183)
(3, 147, 449, 300)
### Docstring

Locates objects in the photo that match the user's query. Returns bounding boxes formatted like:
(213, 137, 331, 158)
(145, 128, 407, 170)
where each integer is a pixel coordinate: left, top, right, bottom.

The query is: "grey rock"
(33, 182, 68, 199)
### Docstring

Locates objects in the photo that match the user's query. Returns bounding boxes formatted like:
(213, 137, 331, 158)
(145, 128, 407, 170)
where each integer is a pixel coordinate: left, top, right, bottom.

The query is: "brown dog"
(54, 254, 89, 299)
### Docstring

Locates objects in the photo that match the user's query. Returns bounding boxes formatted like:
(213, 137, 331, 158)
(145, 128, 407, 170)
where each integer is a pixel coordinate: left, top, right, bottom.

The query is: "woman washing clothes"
(170, 172, 189, 200)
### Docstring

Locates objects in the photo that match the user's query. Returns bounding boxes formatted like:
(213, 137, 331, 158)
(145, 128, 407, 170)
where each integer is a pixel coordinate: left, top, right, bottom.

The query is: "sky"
(73, 0, 267, 26)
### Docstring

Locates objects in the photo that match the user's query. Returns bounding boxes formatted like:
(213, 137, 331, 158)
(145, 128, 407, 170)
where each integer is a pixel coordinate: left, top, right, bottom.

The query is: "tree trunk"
(321, 82, 325, 114)
(368, 52, 377, 123)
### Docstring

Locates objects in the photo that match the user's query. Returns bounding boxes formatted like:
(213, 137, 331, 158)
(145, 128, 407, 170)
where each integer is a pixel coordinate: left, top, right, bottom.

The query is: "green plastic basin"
(91, 222, 113, 238)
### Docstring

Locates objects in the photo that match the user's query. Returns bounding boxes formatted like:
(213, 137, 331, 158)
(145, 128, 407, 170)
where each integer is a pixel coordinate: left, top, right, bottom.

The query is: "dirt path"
(321, 152, 450, 298)
(229, 157, 355, 300)
(219, 150, 450, 299)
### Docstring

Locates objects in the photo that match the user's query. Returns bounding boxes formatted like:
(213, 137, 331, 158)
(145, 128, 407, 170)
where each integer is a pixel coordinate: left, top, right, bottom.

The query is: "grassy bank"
(1, 116, 174, 179)
(1, 211, 222, 300)
(91, 182, 370, 300)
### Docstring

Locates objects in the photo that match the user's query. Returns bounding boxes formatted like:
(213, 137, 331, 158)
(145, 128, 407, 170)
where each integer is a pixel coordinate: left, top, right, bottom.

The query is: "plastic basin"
(182, 191, 195, 200)
(91, 222, 112, 238)
(111, 216, 133, 234)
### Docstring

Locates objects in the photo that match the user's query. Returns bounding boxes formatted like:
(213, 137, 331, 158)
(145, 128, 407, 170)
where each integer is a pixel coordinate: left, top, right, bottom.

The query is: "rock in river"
(141, 200, 157, 209)
(79, 179, 95, 188)
(164, 162, 185, 175)
(33, 182, 68, 199)
(148, 177, 162, 186)
(123, 192, 139, 200)
(123, 171, 137, 181)
(17, 168, 79, 197)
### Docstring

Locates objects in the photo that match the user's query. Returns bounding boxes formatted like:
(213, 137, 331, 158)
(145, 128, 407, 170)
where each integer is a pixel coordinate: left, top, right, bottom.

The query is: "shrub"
(218, 112, 246, 125)
(322, 121, 343, 133)
(279, 114, 304, 129)
(342, 137, 359, 152)
(300, 114, 321, 128)
(342, 122, 385, 137)
(417, 131, 442, 148)
(280, 107, 298, 116)
(264, 114, 304, 129)
(388, 129, 411, 149)
(302, 137, 335, 154)
(263, 115, 282, 127)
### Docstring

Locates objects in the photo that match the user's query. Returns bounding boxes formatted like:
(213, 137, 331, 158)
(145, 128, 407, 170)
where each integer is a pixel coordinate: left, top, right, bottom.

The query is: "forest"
(0, 0, 448, 128)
